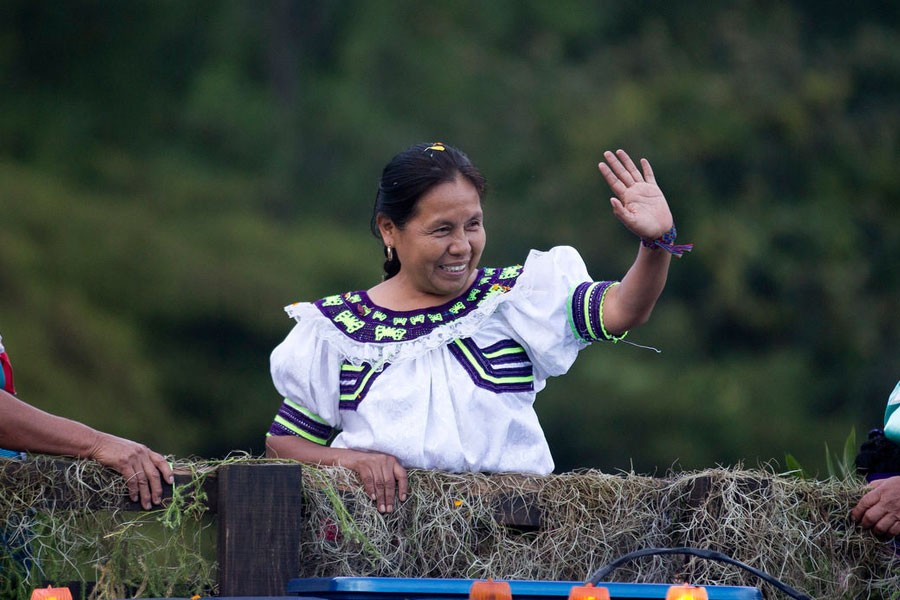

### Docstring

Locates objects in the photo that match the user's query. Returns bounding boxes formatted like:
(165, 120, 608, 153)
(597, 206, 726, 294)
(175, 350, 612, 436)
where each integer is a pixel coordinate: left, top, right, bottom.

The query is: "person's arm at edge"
(266, 434, 408, 513)
(0, 388, 173, 509)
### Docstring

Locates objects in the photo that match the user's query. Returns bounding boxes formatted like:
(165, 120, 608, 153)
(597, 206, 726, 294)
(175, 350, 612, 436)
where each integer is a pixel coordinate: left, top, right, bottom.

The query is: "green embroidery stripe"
(598, 282, 627, 342)
(340, 366, 378, 401)
(483, 346, 527, 359)
(582, 281, 601, 341)
(340, 364, 365, 372)
(284, 397, 330, 425)
(272, 415, 329, 445)
(453, 340, 534, 384)
(566, 288, 583, 342)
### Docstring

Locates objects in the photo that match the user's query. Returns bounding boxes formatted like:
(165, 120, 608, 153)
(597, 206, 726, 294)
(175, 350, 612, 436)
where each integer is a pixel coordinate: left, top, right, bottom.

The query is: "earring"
(386, 245, 394, 262)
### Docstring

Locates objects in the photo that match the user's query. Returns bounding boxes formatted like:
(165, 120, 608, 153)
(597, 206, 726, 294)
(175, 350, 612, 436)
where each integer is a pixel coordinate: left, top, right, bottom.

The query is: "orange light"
(665, 583, 709, 600)
(568, 583, 611, 600)
(30, 587, 73, 600)
(469, 579, 512, 600)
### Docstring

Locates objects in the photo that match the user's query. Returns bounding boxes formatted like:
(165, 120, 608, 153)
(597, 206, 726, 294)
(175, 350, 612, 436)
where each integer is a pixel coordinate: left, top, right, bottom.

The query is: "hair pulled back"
(371, 142, 486, 279)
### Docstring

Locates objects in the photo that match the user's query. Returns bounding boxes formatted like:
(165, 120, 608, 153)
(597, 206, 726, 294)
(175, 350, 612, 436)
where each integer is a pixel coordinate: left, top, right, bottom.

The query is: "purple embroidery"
(448, 337, 534, 394)
(268, 400, 334, 441)
(315, 266, 523, 343)
(570, 281, 616, 342)
(339, 361, 387, 411)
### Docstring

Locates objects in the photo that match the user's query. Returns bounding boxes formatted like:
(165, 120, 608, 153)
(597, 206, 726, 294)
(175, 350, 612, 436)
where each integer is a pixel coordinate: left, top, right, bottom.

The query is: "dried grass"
(299, 466, 900, 599)
(2, 457, 898, 599)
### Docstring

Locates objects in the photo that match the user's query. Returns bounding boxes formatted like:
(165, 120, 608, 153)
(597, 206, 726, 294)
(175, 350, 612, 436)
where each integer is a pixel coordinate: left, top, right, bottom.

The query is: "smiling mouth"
(439, 264, 468, 273)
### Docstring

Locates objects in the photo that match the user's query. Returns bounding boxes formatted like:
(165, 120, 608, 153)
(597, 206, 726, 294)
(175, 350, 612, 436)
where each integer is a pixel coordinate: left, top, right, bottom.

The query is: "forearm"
(0, 389, 101, 458)
(266, 433, 353, 465)
(603, 243, 671, 334)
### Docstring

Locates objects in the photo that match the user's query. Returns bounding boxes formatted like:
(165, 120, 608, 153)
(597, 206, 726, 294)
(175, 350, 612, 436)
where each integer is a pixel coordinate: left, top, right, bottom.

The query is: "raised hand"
(598, 149, 673, 241)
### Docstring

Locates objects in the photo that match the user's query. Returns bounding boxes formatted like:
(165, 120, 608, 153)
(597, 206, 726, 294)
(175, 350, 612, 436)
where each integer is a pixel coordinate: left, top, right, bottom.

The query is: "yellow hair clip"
(425, 142, 446, 152)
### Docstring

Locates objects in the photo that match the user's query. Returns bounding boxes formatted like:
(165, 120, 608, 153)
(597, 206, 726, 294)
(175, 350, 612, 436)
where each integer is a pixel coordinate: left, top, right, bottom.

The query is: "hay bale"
(0, 455, 216, 600)
(2, 457, 898, 599)
(299, 466, 900, 598)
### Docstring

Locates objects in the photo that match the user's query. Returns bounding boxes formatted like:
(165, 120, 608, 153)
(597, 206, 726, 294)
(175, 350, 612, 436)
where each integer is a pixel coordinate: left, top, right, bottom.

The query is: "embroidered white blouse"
(268, 245, 622, 475)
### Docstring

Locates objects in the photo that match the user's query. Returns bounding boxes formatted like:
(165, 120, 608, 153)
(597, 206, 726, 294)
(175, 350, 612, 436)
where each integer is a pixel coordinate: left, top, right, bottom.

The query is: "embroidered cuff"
(266, 398, 334, 446)
(568, 281, 628, 343)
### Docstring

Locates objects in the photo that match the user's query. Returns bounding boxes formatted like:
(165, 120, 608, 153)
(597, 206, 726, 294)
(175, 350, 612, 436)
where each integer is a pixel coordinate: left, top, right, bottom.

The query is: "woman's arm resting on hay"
(597, 149, 673, 335)
(266, 434, 408, 513)
(0, 388, 173, 509)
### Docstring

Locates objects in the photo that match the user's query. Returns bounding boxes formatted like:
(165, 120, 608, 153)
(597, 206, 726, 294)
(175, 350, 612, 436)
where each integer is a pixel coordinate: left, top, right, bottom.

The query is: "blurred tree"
(0, 0, 896, 473)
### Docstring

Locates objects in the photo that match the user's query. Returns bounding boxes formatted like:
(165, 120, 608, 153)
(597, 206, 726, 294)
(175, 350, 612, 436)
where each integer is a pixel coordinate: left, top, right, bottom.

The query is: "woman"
(266, 142, 691, 513)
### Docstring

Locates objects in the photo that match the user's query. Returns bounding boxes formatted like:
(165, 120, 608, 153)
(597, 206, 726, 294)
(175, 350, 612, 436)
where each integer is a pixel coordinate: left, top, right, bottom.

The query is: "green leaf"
(841, 426, 858, 480)
(783, 453, 807, 479)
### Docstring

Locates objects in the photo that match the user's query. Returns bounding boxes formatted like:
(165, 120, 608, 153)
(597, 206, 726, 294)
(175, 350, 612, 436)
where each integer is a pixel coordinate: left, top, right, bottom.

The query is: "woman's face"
(381, 175, 485, 303)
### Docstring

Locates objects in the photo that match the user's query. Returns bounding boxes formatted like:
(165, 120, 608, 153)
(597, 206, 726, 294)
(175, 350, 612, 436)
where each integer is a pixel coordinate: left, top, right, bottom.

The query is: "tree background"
(1, 0, 897, 474)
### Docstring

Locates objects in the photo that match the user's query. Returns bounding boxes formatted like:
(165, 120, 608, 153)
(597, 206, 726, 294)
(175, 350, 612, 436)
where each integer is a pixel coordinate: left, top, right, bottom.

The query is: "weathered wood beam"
(216, 462, 303, 596)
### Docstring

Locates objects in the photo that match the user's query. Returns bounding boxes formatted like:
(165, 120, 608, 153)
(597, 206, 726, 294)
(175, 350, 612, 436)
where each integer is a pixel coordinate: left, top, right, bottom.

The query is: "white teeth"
(442, 264, 466, 273)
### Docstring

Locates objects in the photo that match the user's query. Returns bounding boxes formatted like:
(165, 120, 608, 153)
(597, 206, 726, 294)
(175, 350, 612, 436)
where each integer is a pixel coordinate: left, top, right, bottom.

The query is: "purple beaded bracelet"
(641, 225, 694, 257)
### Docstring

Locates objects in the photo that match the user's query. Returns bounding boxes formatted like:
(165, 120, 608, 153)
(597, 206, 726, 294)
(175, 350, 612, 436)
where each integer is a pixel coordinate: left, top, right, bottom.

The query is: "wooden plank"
(217, 462, 302, 596)
(494, 491, 542, 532)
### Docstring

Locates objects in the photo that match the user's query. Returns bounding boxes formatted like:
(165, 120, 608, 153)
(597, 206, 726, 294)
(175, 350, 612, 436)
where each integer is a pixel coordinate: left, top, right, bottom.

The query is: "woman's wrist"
(640, 225, 693, 257)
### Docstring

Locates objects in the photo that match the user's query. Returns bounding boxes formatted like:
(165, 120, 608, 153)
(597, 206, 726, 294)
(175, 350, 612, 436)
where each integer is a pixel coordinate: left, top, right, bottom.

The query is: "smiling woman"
(264, 141, 691, 513)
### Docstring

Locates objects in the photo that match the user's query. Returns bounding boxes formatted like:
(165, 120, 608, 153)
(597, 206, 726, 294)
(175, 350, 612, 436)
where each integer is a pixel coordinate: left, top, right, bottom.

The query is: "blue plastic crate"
(287, 577, 763, 600)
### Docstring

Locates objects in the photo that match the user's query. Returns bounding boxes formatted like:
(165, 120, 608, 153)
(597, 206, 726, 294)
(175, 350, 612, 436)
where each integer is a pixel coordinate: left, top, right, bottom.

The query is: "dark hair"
(370, 142, 487, 279)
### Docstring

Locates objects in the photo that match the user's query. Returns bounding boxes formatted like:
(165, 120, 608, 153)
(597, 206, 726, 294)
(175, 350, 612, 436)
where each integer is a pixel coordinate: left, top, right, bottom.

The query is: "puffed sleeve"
(498, 246, 623, 380)
(268, 315, 343, 445)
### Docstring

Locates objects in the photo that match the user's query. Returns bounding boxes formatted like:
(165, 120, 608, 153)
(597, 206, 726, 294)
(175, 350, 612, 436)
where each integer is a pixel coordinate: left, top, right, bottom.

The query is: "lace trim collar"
(305, 265, 524, 343)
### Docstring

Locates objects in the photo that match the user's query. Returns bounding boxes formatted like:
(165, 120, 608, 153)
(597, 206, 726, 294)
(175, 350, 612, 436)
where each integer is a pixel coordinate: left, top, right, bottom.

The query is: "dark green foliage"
(0, 1, 897, 472)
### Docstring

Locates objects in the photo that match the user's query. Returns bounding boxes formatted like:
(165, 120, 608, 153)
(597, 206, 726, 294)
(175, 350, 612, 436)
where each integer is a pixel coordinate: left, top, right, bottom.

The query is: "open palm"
(598, 149, 673, 241)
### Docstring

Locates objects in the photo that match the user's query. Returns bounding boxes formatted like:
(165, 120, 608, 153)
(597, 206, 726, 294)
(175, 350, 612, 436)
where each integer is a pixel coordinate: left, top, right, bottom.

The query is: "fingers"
(609, 197, 632, 226)
(394, 463, 409, 504)
(873, 512, 900, 537)
(120, 464, 142, 505)
(122, 452, 159, 510)
(599, 150, 654, 202)
(640, 157, 656, 184)
(350, 452, 407, 514)
(140, 452, 169, 508)
(890, 520, 900, 537)
(597, 162, 627, 197)
(94, 435, 172, 510)
(152, 452, 175, 485)
(600, 149, 643, 185)
(357, 465, 379, 505)
(615, 149, 644, 183)
(133, 467, 153, 510)
(852, 483, 900, 535)
(376, 461, 395, 513)
(855, 489, 883, 529)
(375, 459, 409, 513)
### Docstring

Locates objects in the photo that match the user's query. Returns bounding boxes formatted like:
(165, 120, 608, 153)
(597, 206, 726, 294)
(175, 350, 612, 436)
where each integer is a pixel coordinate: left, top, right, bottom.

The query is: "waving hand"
(598, 149, 673, 241)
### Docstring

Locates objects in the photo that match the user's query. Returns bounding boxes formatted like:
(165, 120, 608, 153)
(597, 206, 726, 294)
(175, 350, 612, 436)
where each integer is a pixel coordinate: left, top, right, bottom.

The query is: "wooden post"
(217, 462, 303, 596)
